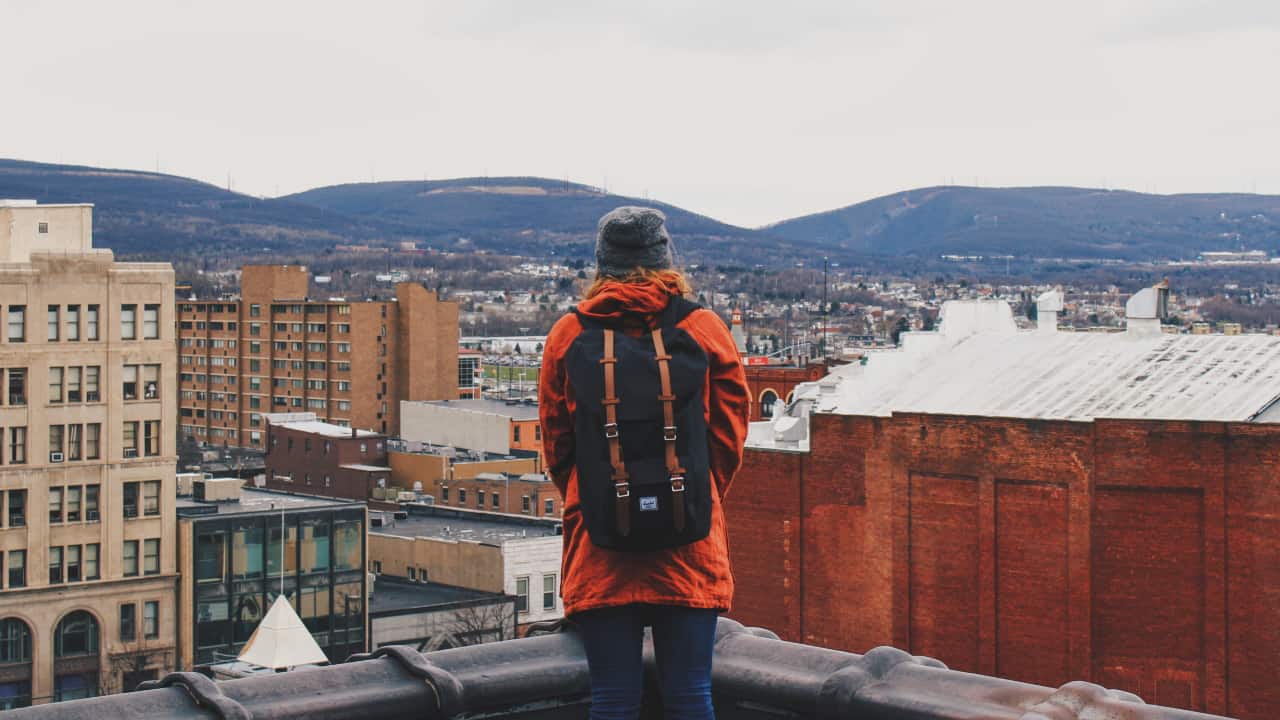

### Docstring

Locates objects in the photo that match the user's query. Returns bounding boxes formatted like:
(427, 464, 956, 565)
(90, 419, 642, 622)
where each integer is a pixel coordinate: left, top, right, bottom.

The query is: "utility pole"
(821, 257, 829, 360)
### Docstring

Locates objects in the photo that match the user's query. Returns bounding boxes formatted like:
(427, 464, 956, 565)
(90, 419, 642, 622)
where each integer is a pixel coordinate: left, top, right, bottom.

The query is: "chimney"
(1125, 282, 1169, 336)
(1035, 290, 1064, 333)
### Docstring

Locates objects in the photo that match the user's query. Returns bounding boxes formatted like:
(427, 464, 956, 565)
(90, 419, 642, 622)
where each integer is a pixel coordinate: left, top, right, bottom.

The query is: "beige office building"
(0, 200, 177, 708)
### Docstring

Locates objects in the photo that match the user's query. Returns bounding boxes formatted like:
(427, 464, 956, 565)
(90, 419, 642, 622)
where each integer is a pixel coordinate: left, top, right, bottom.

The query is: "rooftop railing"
(8, 618, 1229, 720)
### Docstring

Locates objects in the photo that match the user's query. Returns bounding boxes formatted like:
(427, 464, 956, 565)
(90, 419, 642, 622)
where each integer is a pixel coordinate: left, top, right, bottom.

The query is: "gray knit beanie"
(595, 206, 674, 277)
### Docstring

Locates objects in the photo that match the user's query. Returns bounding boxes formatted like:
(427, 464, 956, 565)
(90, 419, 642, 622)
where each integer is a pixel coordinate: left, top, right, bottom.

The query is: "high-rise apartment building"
(177, 265, 458, 449)
(0, 200, 178, 707)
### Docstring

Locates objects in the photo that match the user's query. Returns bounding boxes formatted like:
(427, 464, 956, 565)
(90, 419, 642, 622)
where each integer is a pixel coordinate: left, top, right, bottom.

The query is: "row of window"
(0, 421, 159, 465)
(439, 486, 555, 515)
(0, 364, 160, 407)
(48, 485, 100, 523)
(0, 539, 160, 589)
(5, 304, 159, 343)
(179, 302, 355, 317)
(120, 600, 161, 642)
(47, 544, 101, 584)
(515, 573, 557, 613)
(0, 611, 104, 706)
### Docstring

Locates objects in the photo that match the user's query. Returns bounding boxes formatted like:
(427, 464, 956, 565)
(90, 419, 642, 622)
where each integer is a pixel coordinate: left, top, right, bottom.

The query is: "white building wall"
(399, 401, 509, 455)
(501, 536, 564, 625)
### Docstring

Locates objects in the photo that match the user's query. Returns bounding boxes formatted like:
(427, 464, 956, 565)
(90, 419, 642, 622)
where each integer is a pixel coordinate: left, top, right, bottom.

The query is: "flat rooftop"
(371, 504, 560, 543)
(415, 398, 540, 421)
(272, 420, 381, 438)
(369, 577, 508, 616)
(177, 487, 362, 518)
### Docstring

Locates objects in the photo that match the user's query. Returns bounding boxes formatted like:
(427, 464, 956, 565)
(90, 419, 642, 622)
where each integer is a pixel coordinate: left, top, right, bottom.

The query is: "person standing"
(539, 207, 750, 720)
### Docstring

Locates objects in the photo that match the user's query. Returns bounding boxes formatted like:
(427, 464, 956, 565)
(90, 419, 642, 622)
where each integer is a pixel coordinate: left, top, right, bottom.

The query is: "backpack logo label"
(639, 496, 659, 511)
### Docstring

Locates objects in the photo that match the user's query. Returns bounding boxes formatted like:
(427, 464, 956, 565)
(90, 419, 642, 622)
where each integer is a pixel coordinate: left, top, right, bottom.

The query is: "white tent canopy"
(237, 595, 329, 670)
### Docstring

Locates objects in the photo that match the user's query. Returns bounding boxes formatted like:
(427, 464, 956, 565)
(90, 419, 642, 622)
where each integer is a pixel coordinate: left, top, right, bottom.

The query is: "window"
(143, 539, 159, 574)
(407, 567, 417, 582)
(492, 492, 501, 509)
(66, 545, 80, 582)
(66, 305, 79, 341)
(143, 480, 160, 515)
(143, 364, 159, 399)
(48, 366, 63, 403)
(123, 540, 138, 576)
(143, 420, 161, 456)
(441, 486, 449, 502)
(7, 550, 24, 588)
(67, 423, 82, 461)
(123, 483, 138, 519)
(513, 425, 520, 442)
(119, 604, 136, 642)
(122, 365, 138, 400)
(144, 601, 159, 639)
(7, 368, 25, 405)
(121, 304, 136, 339)
(85, 485, 99, 521)
(7, 305, 24, 342)
(37, 222, 48, 233)
(49, 487, 62, 523)
(0, 617, 31, 666)
(47, 305, 59, 341)
(458, 488, 466, 504)
(143, 304, 160, 339)
(66, 366, 81, 402)
(372, 560, 382, 574)
(7, 490, 25, 527)
(543, 574, 557, 610)
(522, 495, 531, 513)
(123, 421, 139, 457)
(48, 546, 63, 584)
(760, 390, 779, 419)
(84, 544, 99, 579)
(66, 486, 80, 522)
(545, 498, 555, 515)
(85, 423, 100, 460)
(49, 425, 64, 461)
(477, 490, 485, 508)
(86, 304, 99, 340)
(7, 427, 24, 464)
(516, 576, 529, 613)
(336, 343, 350, 353)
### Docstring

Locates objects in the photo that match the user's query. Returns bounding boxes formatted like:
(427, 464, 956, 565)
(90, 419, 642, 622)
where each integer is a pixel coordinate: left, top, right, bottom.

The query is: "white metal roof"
(276, 420, 380, 438)
(754, 299, 1280, 451)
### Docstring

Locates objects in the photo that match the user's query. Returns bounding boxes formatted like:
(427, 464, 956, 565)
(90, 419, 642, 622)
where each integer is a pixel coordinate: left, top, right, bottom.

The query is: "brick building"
(262, 413, 390, 502)
(178, 265, 458, 449)
(433, 472, 560, 518)
(742, 362, 828, 421)
(727, 292, 1280, 719)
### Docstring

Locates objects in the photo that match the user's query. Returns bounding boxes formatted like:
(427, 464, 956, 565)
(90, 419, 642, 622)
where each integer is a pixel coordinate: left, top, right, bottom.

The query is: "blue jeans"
(574, 604, 719, 720)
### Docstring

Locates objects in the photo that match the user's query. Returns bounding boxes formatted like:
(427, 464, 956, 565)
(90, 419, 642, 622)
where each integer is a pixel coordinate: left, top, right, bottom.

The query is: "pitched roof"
(237, 595, 330, 669)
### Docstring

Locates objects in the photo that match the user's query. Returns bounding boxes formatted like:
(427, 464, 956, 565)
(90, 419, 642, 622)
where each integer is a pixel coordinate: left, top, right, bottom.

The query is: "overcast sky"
(2, 0, 1278, 227)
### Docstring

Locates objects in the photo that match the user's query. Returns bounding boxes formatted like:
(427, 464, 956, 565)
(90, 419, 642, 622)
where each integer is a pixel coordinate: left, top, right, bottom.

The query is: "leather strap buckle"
(604, 422, 619, 439)
(663, 426, 678, 442)
(670, 475, 685, 492)
(615, 481, 631, 498)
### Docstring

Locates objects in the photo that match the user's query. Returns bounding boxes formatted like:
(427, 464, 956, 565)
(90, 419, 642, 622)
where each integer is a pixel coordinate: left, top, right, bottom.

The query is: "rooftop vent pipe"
(1035, 290, 1063, 333)
(1125, 282, 1169, 336)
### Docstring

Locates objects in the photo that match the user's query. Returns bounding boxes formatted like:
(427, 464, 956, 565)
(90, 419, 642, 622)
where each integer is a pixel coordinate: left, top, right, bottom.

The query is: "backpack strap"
(650, 328, 686, 533)
(600, 329, 631, 537)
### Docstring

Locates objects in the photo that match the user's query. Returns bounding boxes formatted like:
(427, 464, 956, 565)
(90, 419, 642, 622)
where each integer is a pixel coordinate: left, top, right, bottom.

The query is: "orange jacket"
(538, 277, 750, 616)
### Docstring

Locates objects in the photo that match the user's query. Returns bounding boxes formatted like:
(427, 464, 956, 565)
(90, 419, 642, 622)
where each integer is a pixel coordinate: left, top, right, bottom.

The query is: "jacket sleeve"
(538, 314, 581, 497)
(685, 309, 751, 499)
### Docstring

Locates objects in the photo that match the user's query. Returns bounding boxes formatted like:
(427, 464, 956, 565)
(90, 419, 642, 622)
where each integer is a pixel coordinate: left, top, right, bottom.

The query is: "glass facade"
(191, 508, 365, 665)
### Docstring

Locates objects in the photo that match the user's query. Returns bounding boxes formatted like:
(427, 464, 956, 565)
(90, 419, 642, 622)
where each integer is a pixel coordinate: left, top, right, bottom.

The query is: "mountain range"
(2, 158, 1279, 264)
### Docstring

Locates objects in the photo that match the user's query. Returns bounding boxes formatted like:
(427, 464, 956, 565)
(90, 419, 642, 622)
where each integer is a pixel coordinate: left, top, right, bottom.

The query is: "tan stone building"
(177, 265, 459, 449)
(0, 200, 178, 707)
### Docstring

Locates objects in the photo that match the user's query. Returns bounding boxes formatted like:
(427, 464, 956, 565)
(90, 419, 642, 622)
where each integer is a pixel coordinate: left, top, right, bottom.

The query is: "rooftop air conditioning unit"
(393, 511, 408, 520)
(86, 510, 99, 522)
(49, 452, 63, 463)
(123, 448, 138, 459)
(86, 391, 99, 402)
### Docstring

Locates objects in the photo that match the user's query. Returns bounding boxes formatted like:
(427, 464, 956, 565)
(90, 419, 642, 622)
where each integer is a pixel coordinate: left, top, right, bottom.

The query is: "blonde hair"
(583, 267, 694, 300)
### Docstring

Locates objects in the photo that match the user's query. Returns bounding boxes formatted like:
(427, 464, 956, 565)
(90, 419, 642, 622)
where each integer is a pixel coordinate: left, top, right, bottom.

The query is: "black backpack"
(565, 297, 712, 552)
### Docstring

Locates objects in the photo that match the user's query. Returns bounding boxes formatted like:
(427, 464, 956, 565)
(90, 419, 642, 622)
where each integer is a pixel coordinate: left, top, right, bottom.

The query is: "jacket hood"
(576, 277, 684, 321)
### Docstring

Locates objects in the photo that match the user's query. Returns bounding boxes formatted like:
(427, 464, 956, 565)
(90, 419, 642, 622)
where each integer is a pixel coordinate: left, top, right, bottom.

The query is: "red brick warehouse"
(727, 291, 1280, 720)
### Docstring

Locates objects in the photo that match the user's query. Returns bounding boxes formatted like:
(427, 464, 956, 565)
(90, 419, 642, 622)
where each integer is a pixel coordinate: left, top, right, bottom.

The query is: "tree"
(890, 317, 910, 346)
(447, 602, 517, 647)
